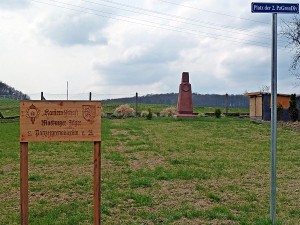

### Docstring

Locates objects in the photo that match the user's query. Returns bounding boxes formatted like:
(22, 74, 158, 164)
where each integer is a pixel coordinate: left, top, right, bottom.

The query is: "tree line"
(0, 81, 30, 99)
(103, 93, 249, 109)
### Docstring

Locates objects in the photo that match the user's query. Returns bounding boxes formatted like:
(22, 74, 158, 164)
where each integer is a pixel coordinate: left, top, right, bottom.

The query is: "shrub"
(214, 109, 222, 118)
(160, 107, 177, 117)
(113, 104, 135, 118)
(146, 108, 153, 120)
(289, 94, 298, 122)
(197, 112, 205, 118)
(101, 112, 108, 118)
(140, 110, 149, 118)
(277, 104, 283, 121)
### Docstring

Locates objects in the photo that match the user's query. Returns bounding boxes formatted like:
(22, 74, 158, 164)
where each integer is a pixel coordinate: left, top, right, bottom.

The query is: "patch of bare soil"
(113, 143, 127, 152)
(29, 190, 93, 204)
(148, 180, 212, 212)
(1, 163, 16, 172)
(31, 164, 92, 178)
(110, 129, 128, 135)
(129, 152, 166, 170)
(0, 118, 19, 123)
(278, 121, 300, 131)
(0, 190, 19, 202)
(173, 218, 205, 225)
(173, 218, 237, 225)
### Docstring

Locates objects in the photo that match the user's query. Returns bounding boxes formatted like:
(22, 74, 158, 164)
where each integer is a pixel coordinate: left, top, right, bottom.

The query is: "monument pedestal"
(176, 113, 198, 118)
(177, 72, 197, 118)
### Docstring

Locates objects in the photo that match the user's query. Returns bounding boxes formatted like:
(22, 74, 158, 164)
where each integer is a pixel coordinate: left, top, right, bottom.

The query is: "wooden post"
(20, 142, 29, 225)
(135, 92, 138, 117)
(94, 141, 101, 225)
(89, 92, 92, 101)
(225, 93, 229, 114)
(41, 92, 46, 101)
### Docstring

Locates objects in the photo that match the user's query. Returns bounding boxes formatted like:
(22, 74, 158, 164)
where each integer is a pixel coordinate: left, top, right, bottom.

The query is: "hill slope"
(0, 81, 29, 99)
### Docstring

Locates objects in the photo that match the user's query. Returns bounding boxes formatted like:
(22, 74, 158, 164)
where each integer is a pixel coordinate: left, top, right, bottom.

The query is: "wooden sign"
(20, 100, 102, 225)
(20, 101, 101, 142)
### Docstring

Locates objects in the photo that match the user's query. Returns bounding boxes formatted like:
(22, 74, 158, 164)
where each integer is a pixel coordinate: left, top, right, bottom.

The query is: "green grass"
(0, 98, 20, 118)
(1, 100, 300, 224)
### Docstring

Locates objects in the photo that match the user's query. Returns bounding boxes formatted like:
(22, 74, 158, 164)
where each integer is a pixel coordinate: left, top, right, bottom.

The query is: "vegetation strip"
(0, 99, 299, 224)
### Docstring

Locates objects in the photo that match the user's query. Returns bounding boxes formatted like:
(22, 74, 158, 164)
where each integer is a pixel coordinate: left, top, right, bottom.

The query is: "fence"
(0, 92, 250, 119)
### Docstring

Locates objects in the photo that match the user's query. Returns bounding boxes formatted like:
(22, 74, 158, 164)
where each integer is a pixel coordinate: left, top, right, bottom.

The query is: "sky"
(0, 0, 299, 100)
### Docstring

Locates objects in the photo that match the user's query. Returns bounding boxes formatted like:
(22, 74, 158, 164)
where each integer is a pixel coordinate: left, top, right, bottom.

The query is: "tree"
(0, 81, 30, 99)
(281, 16, 300, 78)
(259, 85, 270, 93)
(289, 94, 298, 122)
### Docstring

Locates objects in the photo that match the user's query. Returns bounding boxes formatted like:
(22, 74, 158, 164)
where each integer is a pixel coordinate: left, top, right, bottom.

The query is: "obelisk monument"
(177, 72, 197, 118)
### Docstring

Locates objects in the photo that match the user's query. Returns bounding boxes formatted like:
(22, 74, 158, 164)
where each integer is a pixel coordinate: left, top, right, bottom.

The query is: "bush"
(140, 110, 149, 118)
(277, 104, 283, 121)
(113, 104, 135, 118)
(160, 107, 177, 117)
(101, 112, 108, 118)
(214, 109, 222, 118)
(197, 112, 205, 118)
(146, 108, 153, 120)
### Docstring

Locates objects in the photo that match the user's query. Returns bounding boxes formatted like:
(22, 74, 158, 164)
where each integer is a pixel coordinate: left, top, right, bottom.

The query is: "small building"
(245, 92, 297, 121)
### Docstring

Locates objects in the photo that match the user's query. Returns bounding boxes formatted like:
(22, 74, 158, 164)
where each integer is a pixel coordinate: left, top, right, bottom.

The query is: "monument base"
(176, 113, 198, 118)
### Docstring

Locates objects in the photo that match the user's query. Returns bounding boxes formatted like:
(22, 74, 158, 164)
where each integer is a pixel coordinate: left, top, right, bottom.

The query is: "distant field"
(1, 99, 300, 224)
(0, 98, 20, 118)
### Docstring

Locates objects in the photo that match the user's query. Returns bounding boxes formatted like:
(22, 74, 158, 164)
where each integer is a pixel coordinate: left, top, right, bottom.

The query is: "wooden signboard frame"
(20, 101, 101, 225)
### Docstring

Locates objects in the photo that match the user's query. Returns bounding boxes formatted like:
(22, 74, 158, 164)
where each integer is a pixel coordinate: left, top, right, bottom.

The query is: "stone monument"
(177, 72, 197, 118)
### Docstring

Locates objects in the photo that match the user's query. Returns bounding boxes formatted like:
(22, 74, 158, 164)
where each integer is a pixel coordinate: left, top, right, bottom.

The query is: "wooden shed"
(245, 92, 292, 121)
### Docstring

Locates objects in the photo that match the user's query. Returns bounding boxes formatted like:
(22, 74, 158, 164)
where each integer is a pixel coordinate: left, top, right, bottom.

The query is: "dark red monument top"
(182, 72, 189, 83)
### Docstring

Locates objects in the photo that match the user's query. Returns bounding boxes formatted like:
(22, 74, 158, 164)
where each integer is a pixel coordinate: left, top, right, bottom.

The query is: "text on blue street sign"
(251, 2, 299, 13)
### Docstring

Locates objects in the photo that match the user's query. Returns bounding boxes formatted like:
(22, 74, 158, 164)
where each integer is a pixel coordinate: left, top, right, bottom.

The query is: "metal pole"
(135, 92, 138, 117)
(67, 81, 69, 100)
(270, 12, 277, 225)
(225, 93, 229, 114)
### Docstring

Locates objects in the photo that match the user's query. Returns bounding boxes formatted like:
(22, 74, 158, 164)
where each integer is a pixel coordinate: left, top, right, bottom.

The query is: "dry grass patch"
(129, 151, 166, 170)
(110, 129, 129, 136)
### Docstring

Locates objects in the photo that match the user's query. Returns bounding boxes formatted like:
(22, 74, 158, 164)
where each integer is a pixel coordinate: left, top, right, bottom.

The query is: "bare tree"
(281, 16, 300, 78)
(260, 85, 270, 93)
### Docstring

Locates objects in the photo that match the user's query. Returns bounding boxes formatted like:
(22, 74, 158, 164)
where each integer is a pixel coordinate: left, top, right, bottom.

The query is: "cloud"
(0, 0, 29, 9)
(92, 18, 198, 86)
(0, 0, 298, 98)
(37, 11, 109, 46)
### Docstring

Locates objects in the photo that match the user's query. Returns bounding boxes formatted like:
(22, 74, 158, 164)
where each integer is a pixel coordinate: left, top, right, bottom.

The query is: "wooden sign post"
(20, 101, 102, 225)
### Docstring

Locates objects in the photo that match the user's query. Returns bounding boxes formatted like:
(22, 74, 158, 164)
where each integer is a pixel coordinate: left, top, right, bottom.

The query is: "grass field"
(1, 100, 300, 224)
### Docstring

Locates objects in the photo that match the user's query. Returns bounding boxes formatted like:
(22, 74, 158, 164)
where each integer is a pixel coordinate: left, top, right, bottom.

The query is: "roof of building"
(245, 92, 291, 97)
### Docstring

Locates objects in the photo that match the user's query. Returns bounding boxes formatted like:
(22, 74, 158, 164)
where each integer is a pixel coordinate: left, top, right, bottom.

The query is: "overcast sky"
(0, 0, 299, 99)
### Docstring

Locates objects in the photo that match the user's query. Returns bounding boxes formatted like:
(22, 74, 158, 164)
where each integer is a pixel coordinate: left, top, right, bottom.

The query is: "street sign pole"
(270, 12, 277, 225)
(251, 2, 299, 224)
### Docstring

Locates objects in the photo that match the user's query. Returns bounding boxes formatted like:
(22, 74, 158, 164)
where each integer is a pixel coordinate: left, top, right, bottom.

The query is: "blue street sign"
(251, 2, 299, 13)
